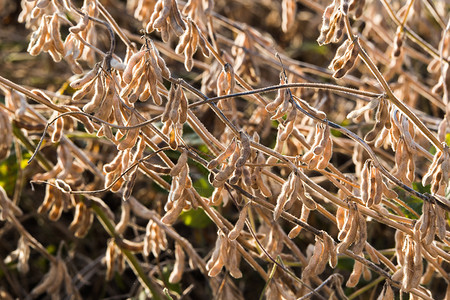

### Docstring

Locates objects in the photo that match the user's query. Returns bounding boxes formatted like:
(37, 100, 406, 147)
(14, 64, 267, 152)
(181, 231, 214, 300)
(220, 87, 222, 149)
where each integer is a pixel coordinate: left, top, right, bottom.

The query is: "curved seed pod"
(213, 165, 236, 187)
(170, 150, 188, 176)
(30, 260, 59, 296)
(235, 132, 251, 168)
(337, 208, 358, 253)
(105, 239, 116, 281)
(161, 196, 186, 224)
(270, 97, 290, 120)
(298, 179, 317, 210)
(207, 139, 237, 169)
(365, 243, 380, 264)
(302, 237, 325, 279)
(346, 261, 363, 287)
(265, 79, 287, 112)
(75, 206, 93, 238)
(51, 114, 64, 143)
(422, 150, 443, 186)
(228, 205, 248, 240)
(169, 242, 185, 283)
(382, 179, 397, 199)
(70, 64, 100, 89)
(150, 41, 171, 78)
(333, 42, 359, 78)
(273, 174, 294, 220)
(123, 50, 145, 84)
(352, 211, 366, 255)
(146, 65, 162, 105)
(69, 13, 89, 34)
(316, 137, 333, 169)
(255, 173, 272, 197)
(313, 123, 330, 155)
(83, 76, 106, 113)
(360, 160, 370, 205)
(115, 200, 130, 234)
(336, 206, 348, 230)
(322, 232, 337, 268)
(226, 240, 243, 278)
(49, 14, 64, 54)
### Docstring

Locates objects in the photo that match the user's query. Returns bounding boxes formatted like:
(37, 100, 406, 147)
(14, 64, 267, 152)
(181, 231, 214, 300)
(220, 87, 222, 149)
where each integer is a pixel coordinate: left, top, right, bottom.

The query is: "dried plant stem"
(189, 83, 380, 108)
(344, 16, 443, 152)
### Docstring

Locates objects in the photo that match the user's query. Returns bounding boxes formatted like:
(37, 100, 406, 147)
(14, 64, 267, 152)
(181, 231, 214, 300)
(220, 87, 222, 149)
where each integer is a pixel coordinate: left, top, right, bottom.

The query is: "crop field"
(0, 0, 449, 299)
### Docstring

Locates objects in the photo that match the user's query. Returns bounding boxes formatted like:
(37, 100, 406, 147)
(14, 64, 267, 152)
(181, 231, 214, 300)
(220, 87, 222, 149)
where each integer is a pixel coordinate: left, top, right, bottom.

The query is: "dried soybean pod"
(70, 13, 89, 34)
(265, 84, 287, 112)
(302, 237, 325, 279)
(83, 76, 106, 113)
(365, 243, 380, 264)
(352, 211, 366, 255)
(360, 160, 370, 205)
(51, 114, 64, 143)
(235, 131, 251, 168)
(178, 88, 188, 124)
(337, 209, 358, 252)
(228, 204, 248, 240)
(168, 242, 185, 283)
(123, 50, 145, 84)
(117, 114, 140, 151)
(323, 232, 337, 268)
(273, 174, 293, 220)
(346, 261, 363, 287)
(70, 64, 100, 89)
(170, 150, 188, 177)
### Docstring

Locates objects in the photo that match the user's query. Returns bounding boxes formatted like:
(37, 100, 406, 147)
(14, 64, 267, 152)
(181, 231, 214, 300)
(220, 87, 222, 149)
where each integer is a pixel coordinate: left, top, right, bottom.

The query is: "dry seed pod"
(337, 204, 358, 253)
(360, 159, 370, 205)
(168, 242, 185, 283)
(226, 240, 243, 278)
(170, 150, 188, 176)
(69, 13, 89, 34)
(123, 50, 145, 84)
(352, 211, 367, 255)
(147, 0, 186, 42)
(265, 78, 287, 113)
(302, 236, 326, 279)
(161, 196, 186, 224)
(333, 41, 359, 78)
(347, 97, 381, 120)
(83, 75, 106, 113)
(0, 108, 12, 161)
(235, 132, 251, 168)
(105, 239, 116, 281)
(317, 0, 338, 45)
(117, 114, 140, 151)
(392, 26, 404, 58)
(70, 64, 100, 89)
(346, 261, 363, 287)
(281, 0, 296, 33)
(30, 260, 60, 297)
(207, 139, 237, 169)
(274, 173, 294, 220)
(229, 205, 248, 240)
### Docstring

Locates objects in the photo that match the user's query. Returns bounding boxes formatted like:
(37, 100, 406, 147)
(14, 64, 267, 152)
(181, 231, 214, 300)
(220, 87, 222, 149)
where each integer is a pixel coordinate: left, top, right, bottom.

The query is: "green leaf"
(179, 208, 212, 229)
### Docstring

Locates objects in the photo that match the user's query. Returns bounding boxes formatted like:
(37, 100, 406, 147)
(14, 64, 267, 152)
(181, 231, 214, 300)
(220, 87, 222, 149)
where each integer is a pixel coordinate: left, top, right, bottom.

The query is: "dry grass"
(0, 0, 449, 299)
